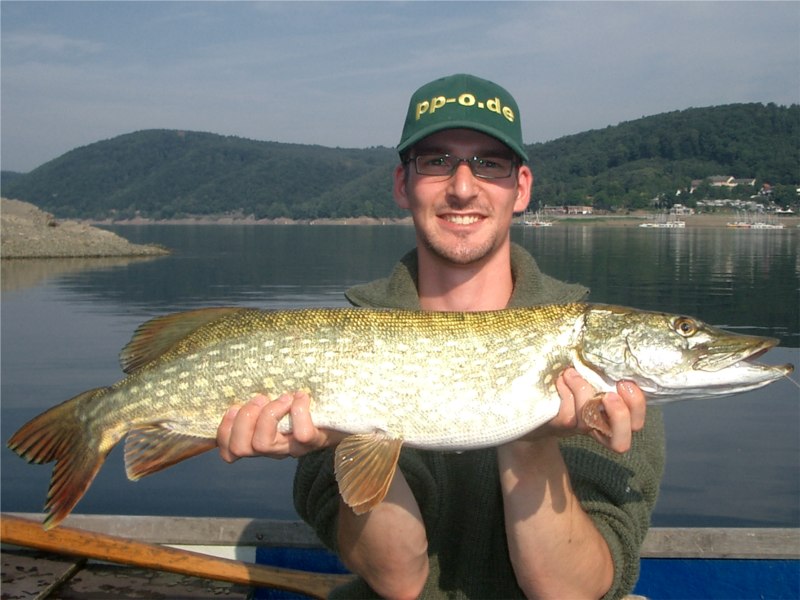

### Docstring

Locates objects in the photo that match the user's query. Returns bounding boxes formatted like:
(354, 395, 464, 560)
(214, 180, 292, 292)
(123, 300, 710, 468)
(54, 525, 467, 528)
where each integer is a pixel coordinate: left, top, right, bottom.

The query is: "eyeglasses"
(407, 154, 517, 180)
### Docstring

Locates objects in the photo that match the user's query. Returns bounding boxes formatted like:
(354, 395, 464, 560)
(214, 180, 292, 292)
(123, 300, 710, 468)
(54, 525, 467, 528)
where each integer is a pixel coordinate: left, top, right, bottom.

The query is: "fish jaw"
(577, 306, 794, 404)
(667, 333, 794, 400)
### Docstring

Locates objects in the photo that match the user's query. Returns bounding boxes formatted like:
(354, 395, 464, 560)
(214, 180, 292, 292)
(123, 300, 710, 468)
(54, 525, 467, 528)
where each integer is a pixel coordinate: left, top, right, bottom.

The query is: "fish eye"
(674, 317, 698, 337)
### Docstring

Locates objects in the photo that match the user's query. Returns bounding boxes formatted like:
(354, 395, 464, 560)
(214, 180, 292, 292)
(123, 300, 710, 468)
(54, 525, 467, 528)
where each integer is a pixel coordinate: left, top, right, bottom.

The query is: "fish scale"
(7, 303, 792, 528)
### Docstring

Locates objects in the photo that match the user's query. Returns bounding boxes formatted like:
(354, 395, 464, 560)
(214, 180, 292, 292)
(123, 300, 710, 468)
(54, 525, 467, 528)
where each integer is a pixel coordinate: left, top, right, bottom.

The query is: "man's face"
(393, 128, 532, 266)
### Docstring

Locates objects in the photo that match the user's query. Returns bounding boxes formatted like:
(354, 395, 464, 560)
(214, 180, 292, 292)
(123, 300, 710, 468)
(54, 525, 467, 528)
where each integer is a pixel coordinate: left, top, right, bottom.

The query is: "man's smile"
(440, 214, 484, 225)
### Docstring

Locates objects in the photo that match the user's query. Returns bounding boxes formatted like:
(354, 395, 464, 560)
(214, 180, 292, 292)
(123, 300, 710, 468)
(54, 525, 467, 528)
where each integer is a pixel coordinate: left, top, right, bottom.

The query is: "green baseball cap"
(397, 73, 529, 162)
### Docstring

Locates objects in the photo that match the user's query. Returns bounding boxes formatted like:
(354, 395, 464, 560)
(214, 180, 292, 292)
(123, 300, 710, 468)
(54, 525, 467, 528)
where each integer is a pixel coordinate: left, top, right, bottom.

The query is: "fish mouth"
(693, 336, 782, 372)
(636, 337, 793, 404)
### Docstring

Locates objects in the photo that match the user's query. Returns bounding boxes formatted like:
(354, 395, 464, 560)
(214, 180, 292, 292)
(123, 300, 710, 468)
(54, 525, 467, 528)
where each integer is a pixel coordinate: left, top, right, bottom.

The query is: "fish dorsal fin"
(334, 432, 403, 514)
(120, 307, 243, 373)
(124, 424, 217, 480)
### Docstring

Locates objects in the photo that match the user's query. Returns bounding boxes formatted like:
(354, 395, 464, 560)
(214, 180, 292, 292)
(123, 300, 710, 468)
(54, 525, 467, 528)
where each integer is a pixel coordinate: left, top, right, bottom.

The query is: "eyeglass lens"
(413, 154, 515, 179)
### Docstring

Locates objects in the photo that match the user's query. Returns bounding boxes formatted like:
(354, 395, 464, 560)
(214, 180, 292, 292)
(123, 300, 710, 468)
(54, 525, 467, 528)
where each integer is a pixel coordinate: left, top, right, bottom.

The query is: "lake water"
(2, 224, 798, 527)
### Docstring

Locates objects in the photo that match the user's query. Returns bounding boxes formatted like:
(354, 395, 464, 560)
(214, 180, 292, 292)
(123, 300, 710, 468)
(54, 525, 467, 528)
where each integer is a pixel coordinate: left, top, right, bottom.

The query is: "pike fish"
(8, 304, 793, 528)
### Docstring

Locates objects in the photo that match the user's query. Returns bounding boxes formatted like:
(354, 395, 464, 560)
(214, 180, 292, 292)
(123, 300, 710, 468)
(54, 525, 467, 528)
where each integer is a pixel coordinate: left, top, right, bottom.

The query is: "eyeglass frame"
(404, 153, 519, 180)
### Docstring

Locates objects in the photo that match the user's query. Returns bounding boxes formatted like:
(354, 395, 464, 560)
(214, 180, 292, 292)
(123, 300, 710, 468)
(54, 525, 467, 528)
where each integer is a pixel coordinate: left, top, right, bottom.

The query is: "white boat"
(521, 211, 554, 227)
(639, 213, 686, 228)
(727, 211, 785, 229)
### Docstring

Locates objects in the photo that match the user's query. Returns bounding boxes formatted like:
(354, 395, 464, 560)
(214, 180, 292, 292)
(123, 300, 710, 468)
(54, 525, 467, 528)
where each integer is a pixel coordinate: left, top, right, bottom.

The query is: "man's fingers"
(217, 404, 242, 463)
(598, 393, 633, 453)
(226, 395, 267, 456)
(251, 395, 294, 456)
(217, 391, 338, 461)
(617, 379, 646, 431)
(559, 368, 642, 453)
(287, 391, 315, 443)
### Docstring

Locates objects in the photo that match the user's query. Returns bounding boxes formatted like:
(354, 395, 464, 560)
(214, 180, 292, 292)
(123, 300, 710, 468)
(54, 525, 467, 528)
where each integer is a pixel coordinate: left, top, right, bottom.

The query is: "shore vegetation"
(1, 103, 797, 221)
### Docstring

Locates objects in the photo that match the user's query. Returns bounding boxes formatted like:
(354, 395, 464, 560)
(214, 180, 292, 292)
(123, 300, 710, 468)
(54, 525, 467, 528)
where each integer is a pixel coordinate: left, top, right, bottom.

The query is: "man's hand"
(216, 391, 344, 462)
(525, 367, 647, 453)
(499, 368, 646, 597)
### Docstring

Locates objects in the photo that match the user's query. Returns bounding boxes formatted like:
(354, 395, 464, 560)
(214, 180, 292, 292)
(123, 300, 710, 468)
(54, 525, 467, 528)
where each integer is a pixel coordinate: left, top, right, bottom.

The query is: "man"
(218, 74, 665, 599)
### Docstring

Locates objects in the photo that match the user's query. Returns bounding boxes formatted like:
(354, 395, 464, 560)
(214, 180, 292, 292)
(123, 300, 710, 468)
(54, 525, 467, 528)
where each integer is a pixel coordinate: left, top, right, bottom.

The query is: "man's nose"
(447, 160, 479, 199)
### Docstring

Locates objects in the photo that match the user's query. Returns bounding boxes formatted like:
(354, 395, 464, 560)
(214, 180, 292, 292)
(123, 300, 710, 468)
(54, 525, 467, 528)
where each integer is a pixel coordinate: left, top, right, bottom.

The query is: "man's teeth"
(445, 215, 481, 225)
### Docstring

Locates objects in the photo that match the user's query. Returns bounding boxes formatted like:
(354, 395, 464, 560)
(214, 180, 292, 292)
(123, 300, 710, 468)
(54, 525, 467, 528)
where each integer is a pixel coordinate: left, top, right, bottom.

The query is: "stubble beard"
(420, 228, 499, 266)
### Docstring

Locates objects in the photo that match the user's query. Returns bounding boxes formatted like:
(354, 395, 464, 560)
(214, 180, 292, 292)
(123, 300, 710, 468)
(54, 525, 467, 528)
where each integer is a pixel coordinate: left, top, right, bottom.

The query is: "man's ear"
(393, 163, 410, 209)
(513, 165, 534, 213)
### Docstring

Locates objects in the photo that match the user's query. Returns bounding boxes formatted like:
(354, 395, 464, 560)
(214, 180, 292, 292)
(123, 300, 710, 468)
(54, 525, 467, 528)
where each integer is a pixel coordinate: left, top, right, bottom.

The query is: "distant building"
(696, 198, 765, 212)
(670, 204, 694, 216)
(690, 175, 757, 193)
(708, 176, 736, 187)
(541, 205, 594, 216)
(542, 204, 594, 216)
(566, 205, 593, 215)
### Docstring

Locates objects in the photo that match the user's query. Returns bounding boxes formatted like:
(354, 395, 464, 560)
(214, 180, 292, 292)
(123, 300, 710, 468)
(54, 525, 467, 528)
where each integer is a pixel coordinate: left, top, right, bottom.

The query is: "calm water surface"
(2, 224, 798, 527)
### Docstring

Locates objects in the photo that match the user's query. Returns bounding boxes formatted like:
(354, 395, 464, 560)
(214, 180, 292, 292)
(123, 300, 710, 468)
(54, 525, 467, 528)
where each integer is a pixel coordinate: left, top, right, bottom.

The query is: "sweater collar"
(345, 243, 588, 309)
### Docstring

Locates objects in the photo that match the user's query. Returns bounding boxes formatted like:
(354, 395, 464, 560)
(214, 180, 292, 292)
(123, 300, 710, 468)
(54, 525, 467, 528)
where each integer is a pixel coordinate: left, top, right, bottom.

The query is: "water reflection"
(44, 225, 416, 312)
(1, 224, 798, 527)
(1, 255, 166, 293)
(514, 225, 799, 345)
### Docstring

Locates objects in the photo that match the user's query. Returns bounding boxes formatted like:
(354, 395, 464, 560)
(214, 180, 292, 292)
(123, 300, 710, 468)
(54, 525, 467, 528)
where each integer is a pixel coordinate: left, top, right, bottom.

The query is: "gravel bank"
(1, 198, 170, 259)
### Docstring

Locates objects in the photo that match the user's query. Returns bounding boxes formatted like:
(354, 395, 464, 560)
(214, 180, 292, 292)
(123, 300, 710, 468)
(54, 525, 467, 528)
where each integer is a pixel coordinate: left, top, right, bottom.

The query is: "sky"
(2, 1, 799, 173)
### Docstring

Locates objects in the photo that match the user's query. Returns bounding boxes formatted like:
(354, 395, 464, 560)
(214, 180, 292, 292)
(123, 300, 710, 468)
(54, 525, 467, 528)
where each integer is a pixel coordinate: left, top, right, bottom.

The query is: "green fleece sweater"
(293, 244, 665, 599)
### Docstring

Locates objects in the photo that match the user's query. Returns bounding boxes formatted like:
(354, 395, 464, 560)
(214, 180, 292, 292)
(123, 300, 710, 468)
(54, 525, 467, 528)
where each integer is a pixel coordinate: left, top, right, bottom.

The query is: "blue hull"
(254, 547, 800, 600)
(636, 558, 799, 600)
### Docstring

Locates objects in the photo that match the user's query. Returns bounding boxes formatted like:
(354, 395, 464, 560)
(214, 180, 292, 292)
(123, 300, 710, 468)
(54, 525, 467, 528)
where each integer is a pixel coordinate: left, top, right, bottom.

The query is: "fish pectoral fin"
(334, 432, 403, 515)
(124, 425, 217, 481)
(119, 307, 244, 373)
(581, 394, 612, 437)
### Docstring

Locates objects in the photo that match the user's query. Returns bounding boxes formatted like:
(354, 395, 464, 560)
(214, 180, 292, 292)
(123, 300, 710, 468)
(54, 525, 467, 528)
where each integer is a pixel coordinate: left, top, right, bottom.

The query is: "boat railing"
(6, 513, 797, 559)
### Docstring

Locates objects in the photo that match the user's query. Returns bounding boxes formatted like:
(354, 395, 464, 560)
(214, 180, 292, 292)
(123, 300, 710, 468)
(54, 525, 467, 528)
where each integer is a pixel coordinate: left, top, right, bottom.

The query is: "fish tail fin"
(7, 388, 116, 529)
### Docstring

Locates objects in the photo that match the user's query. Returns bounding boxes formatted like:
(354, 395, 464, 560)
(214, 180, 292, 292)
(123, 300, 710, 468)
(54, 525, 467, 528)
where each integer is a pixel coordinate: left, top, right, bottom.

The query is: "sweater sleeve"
(560, 406, 666, 599)
(293, 446, 443, 554)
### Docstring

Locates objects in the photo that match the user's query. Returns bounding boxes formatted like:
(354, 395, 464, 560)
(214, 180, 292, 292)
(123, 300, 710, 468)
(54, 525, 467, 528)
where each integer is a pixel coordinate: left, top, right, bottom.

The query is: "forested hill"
(2, 103, 797, 220)
(1, 133, 402, 220)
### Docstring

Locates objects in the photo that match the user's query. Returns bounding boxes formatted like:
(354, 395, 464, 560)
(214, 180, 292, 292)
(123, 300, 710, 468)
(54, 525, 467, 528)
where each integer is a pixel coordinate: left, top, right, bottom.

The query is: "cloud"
(1, 1, 798, 172)
(2, 31, 104, 57)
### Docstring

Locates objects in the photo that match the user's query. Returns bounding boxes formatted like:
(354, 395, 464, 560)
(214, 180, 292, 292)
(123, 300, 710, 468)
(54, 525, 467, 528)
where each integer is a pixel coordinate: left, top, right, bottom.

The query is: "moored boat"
(520, 210, 554, 227)
(639, 213, 686, 228)
(727, 211, 786, 229)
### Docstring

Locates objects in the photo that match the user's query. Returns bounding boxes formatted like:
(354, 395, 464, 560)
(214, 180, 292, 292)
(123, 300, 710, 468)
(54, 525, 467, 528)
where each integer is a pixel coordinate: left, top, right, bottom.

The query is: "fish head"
(575, 305, 794, 403)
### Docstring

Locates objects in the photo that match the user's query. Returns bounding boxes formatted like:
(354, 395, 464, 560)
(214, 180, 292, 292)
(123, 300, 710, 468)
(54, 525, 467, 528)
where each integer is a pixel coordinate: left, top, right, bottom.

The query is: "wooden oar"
(1, 514, 354, 599)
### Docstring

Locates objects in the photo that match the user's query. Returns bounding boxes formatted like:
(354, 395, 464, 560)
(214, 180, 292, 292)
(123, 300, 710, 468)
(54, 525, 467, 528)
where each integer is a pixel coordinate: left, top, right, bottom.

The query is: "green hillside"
(2, 103, 797, 219)
(528, 103, 799, 210)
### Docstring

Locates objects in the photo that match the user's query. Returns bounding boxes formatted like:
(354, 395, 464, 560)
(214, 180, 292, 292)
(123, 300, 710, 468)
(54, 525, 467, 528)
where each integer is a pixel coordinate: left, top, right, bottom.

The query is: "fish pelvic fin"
(581, 394, 613, 437)
(119, 307, 245, 374)
(6, 388, 117, 530)
(124, 426, 217, 480)
(334, 432, 403, 515)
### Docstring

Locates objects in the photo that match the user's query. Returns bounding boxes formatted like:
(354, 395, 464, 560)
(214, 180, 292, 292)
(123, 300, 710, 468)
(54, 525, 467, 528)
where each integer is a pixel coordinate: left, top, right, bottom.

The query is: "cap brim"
(397, 120, 529, 163)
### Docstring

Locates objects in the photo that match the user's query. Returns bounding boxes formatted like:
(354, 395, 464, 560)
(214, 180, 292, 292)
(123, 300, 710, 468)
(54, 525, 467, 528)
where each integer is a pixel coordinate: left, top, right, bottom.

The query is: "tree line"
(1, 102, 797, 220)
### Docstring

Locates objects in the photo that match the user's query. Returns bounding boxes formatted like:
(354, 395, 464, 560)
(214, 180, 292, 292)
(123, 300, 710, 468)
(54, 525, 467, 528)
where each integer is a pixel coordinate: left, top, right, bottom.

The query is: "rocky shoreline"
(1, 198, 170, 259)
(86, 214, 415, 226)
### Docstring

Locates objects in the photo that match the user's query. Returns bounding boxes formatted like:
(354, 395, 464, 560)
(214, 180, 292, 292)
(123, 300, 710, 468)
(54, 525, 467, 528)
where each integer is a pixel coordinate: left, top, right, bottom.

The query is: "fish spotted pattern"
(7, 304, 792, 528)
